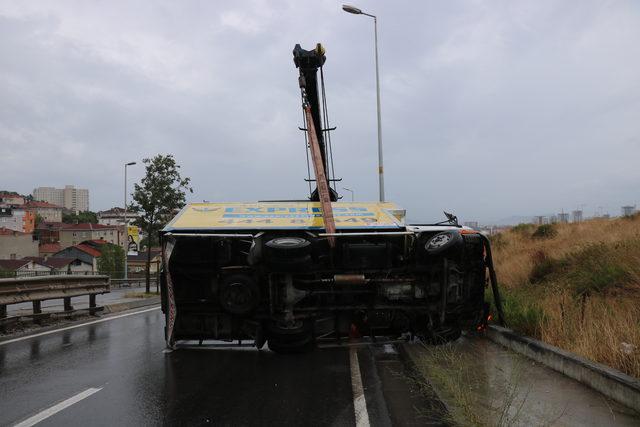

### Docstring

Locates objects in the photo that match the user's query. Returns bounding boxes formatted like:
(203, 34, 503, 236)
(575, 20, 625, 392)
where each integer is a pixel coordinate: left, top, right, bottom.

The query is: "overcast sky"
(1, 1, 639, 224)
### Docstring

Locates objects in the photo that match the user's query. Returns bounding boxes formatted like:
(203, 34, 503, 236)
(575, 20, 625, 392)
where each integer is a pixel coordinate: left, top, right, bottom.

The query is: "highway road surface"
(0, 307, 446, 426)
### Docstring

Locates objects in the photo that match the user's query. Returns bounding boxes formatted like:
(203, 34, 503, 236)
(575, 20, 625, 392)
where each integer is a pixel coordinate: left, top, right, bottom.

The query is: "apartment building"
(0, 227, 38, 259)
(24, 201, 64, 222)
(0, 206, 35, 233)
(33, 185, 89, 213)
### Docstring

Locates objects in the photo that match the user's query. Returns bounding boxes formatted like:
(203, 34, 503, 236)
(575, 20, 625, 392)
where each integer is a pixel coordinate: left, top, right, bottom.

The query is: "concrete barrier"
(103, 297, 160, 313)
(487, 324, 640, 411)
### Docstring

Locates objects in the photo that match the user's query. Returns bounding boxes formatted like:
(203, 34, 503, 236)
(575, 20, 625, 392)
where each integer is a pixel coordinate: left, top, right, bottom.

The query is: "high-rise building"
(572, 210, 583, 223)
(33, 185, 89, 213)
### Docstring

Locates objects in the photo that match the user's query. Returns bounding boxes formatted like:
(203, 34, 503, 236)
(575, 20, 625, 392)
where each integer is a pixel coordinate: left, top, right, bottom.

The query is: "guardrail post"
(0, 304, 6, 332)
(64, 297, 73, 312)
(33, 300, 42, 315)
(89, 294, 97, 315)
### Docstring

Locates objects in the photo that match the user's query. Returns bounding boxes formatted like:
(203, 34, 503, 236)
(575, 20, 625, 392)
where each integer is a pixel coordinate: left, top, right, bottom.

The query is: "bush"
(566, 243, 630, 295)
(511, 223, 534, 235)
(487, 288, 545, 336)
(529, 251, 564, 283)
(532, 224, 557, 239)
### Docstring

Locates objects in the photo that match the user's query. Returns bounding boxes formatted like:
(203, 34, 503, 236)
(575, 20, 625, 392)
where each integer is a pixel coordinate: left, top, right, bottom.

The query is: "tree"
(62, 211, 98, 224)
(34, 213, 45, 227)
(131, 155, 192, 292)
(97, 243, 125, 279)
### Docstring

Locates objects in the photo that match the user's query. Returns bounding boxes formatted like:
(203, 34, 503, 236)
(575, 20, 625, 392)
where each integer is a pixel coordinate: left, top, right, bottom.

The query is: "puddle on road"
(406, 336, 640, 426)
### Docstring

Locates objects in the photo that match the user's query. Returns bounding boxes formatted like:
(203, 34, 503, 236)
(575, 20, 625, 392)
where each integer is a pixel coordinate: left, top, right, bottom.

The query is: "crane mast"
(293, 44, 339, 203)
(294, 43, 337, 245)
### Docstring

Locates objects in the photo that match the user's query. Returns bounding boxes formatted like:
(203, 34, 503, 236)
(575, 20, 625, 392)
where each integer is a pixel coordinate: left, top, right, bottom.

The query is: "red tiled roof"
(39, 243, 61, 253)
(24, 201, 62, 209)
(44, 257, 78, 268)
(36, 222, 118, 231)
(75, 244, 102, 257)
(0, 227, 26, 236)
(0, 259, 30, 270)
(36, 222, 65, 231)
(59, 223, 116, 231)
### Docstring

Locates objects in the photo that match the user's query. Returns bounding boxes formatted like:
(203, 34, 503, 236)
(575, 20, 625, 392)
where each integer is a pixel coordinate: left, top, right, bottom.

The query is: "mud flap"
(162, 237, 177, 348)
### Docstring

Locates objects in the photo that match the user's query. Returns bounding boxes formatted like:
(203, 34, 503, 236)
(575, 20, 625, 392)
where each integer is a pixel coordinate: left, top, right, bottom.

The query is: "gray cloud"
(1, 0, 638, 223)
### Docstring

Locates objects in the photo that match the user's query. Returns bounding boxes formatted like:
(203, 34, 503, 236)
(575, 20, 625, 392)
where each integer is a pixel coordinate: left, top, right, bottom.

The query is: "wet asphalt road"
(0, 307, 443, 426)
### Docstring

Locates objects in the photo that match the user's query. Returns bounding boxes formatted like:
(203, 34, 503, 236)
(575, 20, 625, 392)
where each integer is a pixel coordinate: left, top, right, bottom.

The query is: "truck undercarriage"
(161, 225, 499, 353)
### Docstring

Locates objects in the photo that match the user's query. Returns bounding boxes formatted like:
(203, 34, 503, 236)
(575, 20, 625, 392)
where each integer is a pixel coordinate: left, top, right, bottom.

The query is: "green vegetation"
(97, 243, 125, 279)
(511, 223, 534, 236)
(131, 154, 192, 292)
(487, 287, 546, 337)
(531, 223, 557, 239)
(62, 210, 98, 224)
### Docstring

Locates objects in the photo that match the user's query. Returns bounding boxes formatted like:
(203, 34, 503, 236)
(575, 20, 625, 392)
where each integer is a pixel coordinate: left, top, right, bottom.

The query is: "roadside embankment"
(489, 214, 640, 378)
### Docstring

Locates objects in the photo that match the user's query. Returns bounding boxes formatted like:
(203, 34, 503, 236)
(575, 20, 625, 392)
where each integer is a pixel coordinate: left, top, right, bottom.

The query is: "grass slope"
(490, 214, 640, 378)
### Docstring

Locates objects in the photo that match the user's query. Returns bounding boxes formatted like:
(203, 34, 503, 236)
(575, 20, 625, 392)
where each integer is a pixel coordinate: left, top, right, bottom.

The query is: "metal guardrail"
(0, 275, 111, 326)
(111, 276, 159, 290)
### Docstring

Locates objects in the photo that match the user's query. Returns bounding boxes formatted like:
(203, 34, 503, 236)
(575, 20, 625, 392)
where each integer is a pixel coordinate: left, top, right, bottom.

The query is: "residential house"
(52, 243, 103, 271)
(35, 222, 64, 244)
(0, 259, 51, 277)
(98, 207, 140, 226)
(24, 201, 63, 222)
(37, 222, 126, 252)
(0, 193, 25, 205)
(0, 227, 37, 259)
(39, 242, 61, 259)
(127, 248, 162, 275)
(44, 257, 93, 274)
(58, 223, 125, 251)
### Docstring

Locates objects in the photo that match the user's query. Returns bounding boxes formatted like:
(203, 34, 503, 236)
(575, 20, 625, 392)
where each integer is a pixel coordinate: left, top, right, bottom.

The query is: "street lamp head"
(125, 161, 136, 166)
(342, 4, 362, 14)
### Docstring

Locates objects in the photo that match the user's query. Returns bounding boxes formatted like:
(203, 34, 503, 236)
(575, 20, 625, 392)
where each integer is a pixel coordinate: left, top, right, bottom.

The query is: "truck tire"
(425, 231, 462, 255)
(265, 237, 313, 271)
(218, 274, 260, 314)
(266, 320, 315, 354)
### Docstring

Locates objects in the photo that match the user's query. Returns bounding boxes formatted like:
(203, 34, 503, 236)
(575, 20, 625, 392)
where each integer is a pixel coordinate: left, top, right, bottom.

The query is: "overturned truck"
(160, 44, 503, 352)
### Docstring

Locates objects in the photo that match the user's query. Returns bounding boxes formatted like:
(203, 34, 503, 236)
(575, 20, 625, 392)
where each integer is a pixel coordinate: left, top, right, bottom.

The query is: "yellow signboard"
(164, 202, 404, 231)
(127, 225, 140, 255)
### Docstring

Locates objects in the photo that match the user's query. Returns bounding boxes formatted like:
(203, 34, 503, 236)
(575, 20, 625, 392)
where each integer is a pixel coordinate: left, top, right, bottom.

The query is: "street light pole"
(124, 161, 136, 281)
(343, 4, 385, 202)
(343, 187, 355, 202)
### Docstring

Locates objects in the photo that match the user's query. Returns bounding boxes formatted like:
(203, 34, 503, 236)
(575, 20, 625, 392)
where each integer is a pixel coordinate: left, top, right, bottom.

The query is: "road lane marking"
(0, 306, 161, 347)
(349, 347, 371, 427)
(13, 387, 103, 427)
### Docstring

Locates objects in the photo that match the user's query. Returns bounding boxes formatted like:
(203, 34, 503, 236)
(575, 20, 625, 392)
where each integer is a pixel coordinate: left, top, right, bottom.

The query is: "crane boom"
(302, 95, 336, 246)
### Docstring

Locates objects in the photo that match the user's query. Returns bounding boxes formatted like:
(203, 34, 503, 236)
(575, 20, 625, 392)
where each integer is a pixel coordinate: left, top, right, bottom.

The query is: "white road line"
(13, 387, 103, 427)
(349, 347, 371, 427)
(0, 306, 160, 347)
